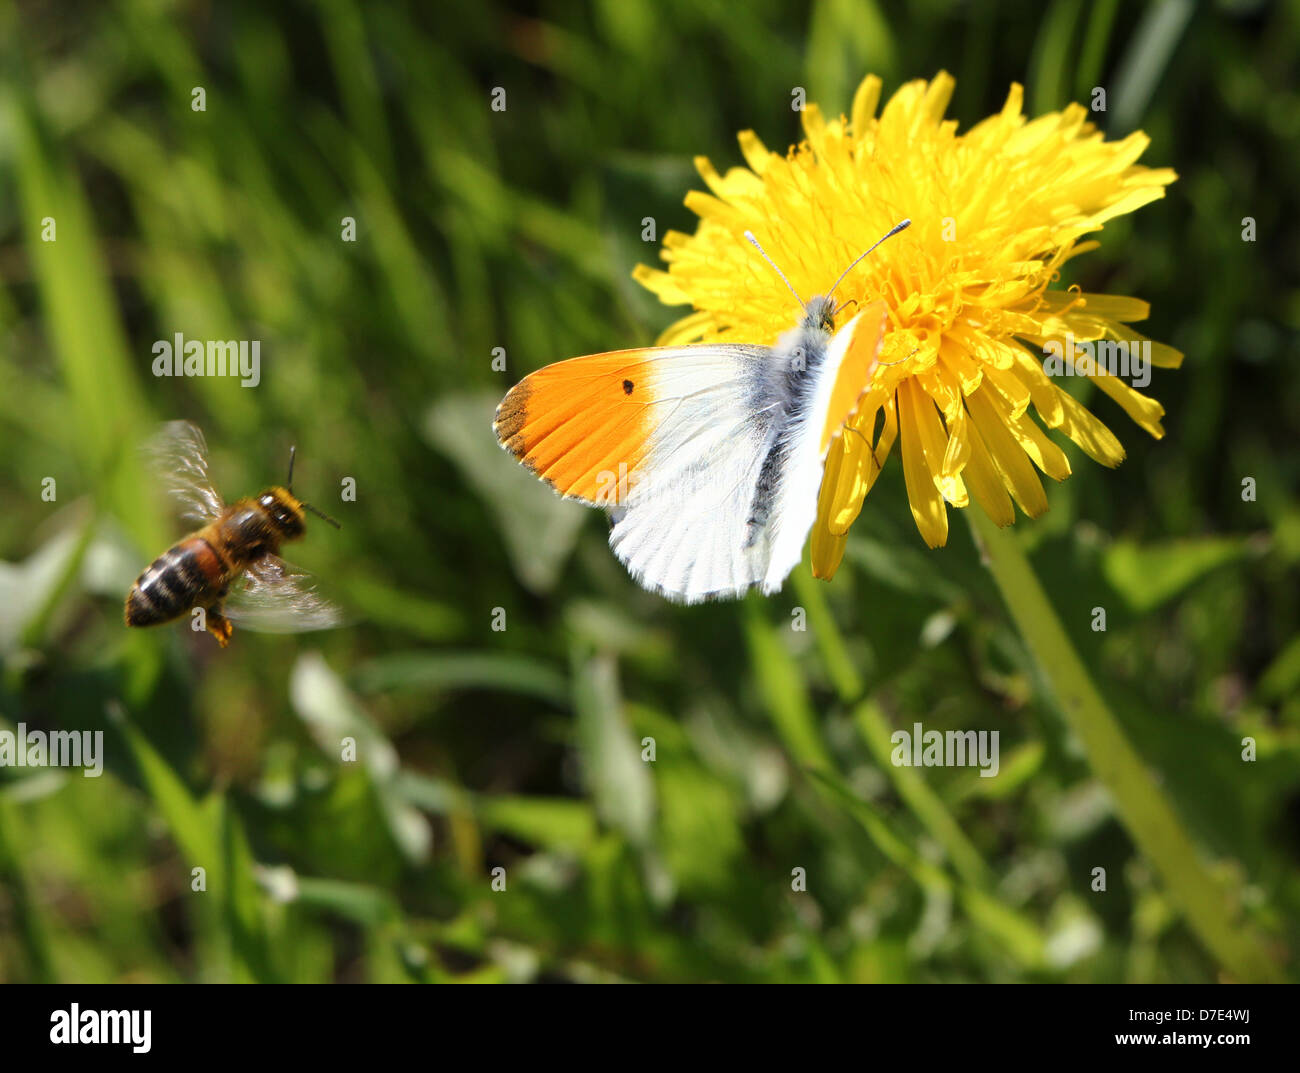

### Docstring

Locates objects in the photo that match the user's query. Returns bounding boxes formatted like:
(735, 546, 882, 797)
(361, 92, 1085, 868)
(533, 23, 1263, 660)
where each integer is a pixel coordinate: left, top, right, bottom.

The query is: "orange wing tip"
(491, 352, 656, 503)
(494, 379, 532, 460)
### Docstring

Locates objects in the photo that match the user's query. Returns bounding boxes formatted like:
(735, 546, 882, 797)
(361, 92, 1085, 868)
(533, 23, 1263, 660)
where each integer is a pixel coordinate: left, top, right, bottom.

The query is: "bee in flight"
(125, 421, 343, 647)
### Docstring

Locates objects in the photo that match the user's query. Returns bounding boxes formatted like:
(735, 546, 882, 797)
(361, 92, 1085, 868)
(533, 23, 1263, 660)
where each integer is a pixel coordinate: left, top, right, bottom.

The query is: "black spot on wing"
(622, 379, 634, 395)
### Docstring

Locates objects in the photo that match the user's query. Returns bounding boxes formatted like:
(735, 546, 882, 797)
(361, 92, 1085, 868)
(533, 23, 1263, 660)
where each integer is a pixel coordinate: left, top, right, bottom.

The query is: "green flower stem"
(853, 699, 993, 891)
(967, 508, 1283, 983)
(793, 569, 1049, 969)
(0, 799, 56, 982)
(792, 570, 993, 891)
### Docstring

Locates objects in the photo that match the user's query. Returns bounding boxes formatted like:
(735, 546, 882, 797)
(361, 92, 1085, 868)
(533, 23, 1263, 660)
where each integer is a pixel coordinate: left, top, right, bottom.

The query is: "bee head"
(259, 487, 307, 541)
(278, 443, 341, 535)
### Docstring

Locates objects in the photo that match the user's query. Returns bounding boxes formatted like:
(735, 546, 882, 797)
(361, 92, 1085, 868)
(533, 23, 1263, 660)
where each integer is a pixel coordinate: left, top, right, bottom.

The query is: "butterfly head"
(801, 295, 837, 334)
(745, 219, 911, 338)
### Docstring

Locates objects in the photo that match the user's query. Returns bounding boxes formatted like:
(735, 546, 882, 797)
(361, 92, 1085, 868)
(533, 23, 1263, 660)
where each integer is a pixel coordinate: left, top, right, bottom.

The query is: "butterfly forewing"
(818, 303, 888, 455)
(502, 345, 786, 502)
(497, 343, 795, 601)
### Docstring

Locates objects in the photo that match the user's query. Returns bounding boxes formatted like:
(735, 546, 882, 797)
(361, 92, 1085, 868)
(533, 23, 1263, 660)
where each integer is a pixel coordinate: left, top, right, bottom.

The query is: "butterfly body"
(742, 294, 838, 539)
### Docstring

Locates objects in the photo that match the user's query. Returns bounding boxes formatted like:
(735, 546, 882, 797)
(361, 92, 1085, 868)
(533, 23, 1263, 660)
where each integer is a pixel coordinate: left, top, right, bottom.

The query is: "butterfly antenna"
(286, 444, 297, 493)
(744, 230, 805, 313)
(826, 218, 912, 300)
(300, 500, 342, 529)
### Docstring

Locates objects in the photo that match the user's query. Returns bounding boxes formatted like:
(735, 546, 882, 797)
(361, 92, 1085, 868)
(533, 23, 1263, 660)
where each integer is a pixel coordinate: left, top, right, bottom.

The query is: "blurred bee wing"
(145, 420, 226, 524)
(225, 554, 344, 633)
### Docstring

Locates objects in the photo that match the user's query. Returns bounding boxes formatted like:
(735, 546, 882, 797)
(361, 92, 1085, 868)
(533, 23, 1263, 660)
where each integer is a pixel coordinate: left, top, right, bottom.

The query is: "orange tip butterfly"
(494, 218, 911, 603)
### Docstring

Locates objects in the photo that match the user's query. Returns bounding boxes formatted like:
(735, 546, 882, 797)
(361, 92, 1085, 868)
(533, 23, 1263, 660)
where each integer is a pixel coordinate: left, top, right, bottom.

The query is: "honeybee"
(124, 421, 343, 647)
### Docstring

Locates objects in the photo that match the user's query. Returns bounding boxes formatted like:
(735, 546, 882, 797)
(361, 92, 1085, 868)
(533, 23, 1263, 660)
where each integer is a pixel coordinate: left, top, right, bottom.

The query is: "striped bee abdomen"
(124, 536, 227, 627)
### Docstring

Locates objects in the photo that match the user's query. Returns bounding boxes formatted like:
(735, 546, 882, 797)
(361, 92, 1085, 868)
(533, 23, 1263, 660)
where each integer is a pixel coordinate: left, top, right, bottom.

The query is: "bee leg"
(205, 604, 234, 648)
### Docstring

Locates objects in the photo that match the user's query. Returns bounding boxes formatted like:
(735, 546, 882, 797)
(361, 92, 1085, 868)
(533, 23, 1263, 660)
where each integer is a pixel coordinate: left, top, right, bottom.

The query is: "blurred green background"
(0, 0, 1297, 983)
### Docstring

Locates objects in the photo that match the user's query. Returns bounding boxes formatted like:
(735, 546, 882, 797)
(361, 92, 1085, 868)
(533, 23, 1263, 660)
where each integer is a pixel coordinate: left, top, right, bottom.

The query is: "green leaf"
(804, 0, 896, 111)
(291, 653, 432, 864)
(742, 598, 833, 771)
(293, 876, 401, 928)
(572, 651, 655, 848)
(1029, 0, 1083, 115)
(351, 650, 568, 706)
(218, 799, 281, 983)
(1102, 535, 1255, 613)
(476, 795, 597, 851)
(424, 394, 589, 594)
(808, 769, 1048, 971)
(970, 510, 1284, 982)
(1110, 0, 1197, 132)
(6, 87, 158, 553)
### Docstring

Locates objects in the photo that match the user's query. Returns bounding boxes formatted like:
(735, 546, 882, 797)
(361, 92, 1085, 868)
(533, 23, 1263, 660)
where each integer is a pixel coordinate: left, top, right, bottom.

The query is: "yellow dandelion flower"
(633, 71, 1181, 577)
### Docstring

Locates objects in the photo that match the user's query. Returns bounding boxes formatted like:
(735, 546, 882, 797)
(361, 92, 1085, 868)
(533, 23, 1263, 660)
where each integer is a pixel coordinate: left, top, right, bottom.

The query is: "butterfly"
(493, 219, 911, 604)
